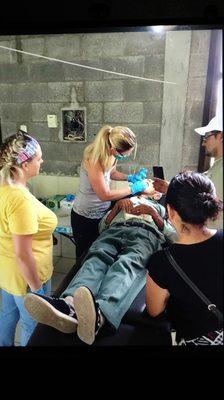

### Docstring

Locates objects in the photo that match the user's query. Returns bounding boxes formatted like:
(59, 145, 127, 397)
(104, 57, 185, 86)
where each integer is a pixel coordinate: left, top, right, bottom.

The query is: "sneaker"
(24, 293, 78, 333)
(73, 286, 104, 345)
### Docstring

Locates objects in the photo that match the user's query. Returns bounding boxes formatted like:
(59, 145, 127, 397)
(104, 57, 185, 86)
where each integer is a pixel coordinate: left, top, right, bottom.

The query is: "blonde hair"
(83, 125, 137, 171)
(0, 132, 36, 186)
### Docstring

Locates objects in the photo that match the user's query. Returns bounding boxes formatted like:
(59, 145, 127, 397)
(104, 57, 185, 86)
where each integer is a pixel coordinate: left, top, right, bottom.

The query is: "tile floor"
(0, 256, 75, 346)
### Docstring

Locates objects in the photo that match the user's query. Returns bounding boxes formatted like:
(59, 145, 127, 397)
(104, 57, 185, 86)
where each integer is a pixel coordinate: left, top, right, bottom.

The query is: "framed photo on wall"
(62, 108, 86, 142)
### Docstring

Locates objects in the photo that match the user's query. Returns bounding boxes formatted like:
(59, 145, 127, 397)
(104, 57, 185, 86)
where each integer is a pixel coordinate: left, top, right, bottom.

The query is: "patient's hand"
(153, 177, 169, 194)
(132, 205, 164, 230)
(131, 204, 157, 217)
(114, 199, 134, 213)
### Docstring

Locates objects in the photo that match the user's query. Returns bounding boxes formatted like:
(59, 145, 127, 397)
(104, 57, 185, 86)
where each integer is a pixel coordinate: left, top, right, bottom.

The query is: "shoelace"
(95, 306, 104, 334)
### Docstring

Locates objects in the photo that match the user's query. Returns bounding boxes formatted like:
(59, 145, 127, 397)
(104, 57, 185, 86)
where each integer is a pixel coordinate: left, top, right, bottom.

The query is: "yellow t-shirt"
(0, 185, 57, 295)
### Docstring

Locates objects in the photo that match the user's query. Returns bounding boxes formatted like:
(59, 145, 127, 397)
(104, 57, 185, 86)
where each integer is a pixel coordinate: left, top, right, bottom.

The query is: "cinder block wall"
(182, 31, 211, 171)
(0, 30, 210, 178)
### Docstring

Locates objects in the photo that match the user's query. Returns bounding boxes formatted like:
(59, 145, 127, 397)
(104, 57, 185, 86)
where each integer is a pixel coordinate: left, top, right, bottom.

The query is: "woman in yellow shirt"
(0, 131, 57, 346)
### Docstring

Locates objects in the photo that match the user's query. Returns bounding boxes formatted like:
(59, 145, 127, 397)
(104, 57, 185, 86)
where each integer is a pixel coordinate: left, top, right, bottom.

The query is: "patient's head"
(165, 171, 223, 226)
(141, 179, 162, 200)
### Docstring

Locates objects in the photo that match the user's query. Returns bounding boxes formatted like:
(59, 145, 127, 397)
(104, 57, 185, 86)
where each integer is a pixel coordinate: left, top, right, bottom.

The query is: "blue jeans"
(63, 224, 165, 329)
(0, 280, 51, 346)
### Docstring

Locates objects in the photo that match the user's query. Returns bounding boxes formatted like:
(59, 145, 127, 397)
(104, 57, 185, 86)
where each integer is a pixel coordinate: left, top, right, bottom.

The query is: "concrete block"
(104, 102, 143, 123)
(189, 53, 209, 78)
(0, 64, 29, 83)
(124, 80, 163, 101)
(29, 62, 65, 82)
(41, 141, 69, 161)
(184, 100, 204, 130)
(144, 54, 165, 81)
(45, 35, 80, 60)
(124, 32, 165, 55)
(191, 31, 211, 54)
(0, 121, 17, 139)
(143, 102, 162, 124)
(28, 122, 59, 142)
(117, 162, 152, 175)
(64, 59, 103, 81)
(85, 81, 123, 102)
(48, 82, 84, 102)
(128, 124, 161, 146)
(102, 56, 144, 80)
(21, 37, 46, 63)
(135, 144, 160, 166)
(0, 39, 17, 63)
(0, 84, 14, 102)
(1, 103, 32, 122)
(160, 31, 192, 181)
(86, 124, 102, 141)
(86, 103, 103, 123)
(11, 83, 49, 102)
(187, 78, 207, 101)
(67, 142, 86, 162)
(181, 144, 201, 166)
(183, 126, 201, 148)
(31, 103, 62, 122)
(41, 161, 78, 176)
(80, 33, 126, 58)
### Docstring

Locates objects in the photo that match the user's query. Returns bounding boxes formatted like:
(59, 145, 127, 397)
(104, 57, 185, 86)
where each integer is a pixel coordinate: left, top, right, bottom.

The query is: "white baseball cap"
(195, 116, 223, 136)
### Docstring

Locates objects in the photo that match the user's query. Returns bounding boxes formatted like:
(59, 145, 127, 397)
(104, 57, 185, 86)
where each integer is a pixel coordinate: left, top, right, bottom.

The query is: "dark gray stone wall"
(0, 31, 210, 177)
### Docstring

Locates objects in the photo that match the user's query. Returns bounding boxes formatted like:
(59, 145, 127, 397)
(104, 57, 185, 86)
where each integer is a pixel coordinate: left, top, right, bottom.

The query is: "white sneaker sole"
(73, 287, 96, 345)
(24, 294, 77, 334)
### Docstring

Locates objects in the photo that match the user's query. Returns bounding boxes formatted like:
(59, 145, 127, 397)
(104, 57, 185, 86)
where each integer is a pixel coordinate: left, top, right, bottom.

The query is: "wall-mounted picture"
(62, 109, 86, 142)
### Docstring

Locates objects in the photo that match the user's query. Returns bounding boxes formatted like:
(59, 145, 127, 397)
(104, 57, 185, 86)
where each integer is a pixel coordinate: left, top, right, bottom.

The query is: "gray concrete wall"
(0, 30, 210, 177)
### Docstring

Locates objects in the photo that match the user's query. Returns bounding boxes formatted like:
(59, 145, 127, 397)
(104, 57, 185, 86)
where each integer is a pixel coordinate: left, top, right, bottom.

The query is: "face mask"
(115, 154, 129, 161)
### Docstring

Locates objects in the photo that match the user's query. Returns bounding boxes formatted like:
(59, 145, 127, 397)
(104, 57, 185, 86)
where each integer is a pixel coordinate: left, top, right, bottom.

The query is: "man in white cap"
(153, 115, 223, 229)
(195, 115, 223, 229)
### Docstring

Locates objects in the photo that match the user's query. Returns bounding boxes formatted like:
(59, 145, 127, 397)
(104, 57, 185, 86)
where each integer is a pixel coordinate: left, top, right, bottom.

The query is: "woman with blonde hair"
(72, 125, 149, 258)
(0, 131, 57, 346)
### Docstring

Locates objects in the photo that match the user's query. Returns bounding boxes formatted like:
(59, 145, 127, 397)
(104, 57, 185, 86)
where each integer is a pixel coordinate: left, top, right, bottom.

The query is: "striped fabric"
(17, 136, 39, 164)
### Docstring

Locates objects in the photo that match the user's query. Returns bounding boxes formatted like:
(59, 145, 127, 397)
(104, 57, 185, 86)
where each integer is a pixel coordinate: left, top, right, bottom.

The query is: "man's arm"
(146, 275, 170, 317)
(105, 199, 134, 225)
(131, 203, 177, 241)
(130, 204, 164, 230)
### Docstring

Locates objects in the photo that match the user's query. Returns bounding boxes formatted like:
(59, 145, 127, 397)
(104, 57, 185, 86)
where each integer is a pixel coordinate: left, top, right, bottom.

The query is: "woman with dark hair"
(146, 171, 223, 345)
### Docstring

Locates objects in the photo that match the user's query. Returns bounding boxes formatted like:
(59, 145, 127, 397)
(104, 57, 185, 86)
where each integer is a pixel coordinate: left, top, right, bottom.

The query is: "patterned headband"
(17, 135, 39, 164)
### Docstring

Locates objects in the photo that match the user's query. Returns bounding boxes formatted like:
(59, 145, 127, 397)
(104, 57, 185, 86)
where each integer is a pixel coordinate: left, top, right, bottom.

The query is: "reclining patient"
(24, 188, 176, 345)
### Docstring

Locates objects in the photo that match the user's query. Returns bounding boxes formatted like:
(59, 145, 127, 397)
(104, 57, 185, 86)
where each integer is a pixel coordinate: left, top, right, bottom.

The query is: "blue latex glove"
(130, 180, 148, 195)
(127, 168, 148, 183)
(32, 286, 45, 295)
